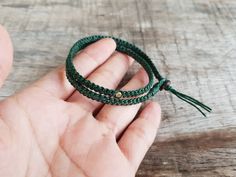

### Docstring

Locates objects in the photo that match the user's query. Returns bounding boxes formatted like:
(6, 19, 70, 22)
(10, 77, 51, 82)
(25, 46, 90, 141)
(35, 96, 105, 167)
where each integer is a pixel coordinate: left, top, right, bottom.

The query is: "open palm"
(0, 26, 161, 177)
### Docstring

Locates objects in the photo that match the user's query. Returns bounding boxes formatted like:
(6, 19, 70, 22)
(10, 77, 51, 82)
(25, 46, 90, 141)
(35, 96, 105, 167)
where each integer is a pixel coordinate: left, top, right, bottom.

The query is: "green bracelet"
(66, 35, 211, 117)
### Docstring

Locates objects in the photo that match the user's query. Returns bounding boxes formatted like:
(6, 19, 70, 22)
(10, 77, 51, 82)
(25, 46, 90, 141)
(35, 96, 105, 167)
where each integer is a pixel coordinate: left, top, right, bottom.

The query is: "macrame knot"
(160, 79, 171, 91)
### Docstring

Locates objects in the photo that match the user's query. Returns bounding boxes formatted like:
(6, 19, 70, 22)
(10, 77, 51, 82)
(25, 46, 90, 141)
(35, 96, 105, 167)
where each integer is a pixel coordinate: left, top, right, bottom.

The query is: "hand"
(0, 26, 161, 177)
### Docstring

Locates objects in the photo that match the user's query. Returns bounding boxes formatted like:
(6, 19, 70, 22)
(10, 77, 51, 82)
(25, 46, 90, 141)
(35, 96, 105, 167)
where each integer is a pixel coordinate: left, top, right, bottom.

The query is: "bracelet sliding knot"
(160, 79, 171, 91)
(65, 35, 212, 117)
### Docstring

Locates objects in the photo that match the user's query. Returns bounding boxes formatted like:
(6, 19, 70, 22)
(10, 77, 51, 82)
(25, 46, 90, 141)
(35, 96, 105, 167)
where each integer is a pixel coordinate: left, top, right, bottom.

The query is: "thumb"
(0, 25, 13, 88)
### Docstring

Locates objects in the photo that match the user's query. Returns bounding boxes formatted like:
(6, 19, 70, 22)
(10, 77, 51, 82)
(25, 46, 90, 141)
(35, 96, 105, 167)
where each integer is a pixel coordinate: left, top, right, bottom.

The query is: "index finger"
(30, 38, 116, 99)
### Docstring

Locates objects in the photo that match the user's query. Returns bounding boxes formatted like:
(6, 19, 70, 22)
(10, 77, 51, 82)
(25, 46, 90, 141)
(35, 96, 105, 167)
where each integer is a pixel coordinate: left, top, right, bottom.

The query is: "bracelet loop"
(66, 35, 212, 116)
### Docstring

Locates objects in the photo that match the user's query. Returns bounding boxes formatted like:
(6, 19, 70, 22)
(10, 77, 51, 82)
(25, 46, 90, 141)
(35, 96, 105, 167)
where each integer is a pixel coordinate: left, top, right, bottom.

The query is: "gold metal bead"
(115, 91, 122, 98)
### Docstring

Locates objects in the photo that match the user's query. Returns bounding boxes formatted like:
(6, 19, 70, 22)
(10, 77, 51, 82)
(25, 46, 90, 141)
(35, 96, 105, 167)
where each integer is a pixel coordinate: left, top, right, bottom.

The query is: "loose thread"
(165, 86, 212, 117)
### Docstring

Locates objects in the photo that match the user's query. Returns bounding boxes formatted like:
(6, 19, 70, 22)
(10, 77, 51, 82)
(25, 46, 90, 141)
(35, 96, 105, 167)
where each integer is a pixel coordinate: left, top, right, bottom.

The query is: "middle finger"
(96, 68, 149, 138)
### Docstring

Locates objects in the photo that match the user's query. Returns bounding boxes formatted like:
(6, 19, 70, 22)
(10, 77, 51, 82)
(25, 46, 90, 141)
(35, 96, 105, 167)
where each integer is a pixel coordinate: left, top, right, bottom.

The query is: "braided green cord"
(66, 35, 212, 116)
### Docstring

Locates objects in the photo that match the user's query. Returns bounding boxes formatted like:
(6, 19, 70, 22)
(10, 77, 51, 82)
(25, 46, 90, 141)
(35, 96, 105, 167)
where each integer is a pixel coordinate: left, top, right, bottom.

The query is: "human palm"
(0, 26, 161, 177)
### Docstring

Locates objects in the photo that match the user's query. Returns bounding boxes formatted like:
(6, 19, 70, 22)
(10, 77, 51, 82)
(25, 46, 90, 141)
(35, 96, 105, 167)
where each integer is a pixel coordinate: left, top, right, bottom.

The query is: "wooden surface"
(0, 0, 236, 176)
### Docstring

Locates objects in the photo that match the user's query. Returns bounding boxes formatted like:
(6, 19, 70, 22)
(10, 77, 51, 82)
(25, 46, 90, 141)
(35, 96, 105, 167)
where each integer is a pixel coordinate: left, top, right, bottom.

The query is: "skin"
(0, 25, 161, 177)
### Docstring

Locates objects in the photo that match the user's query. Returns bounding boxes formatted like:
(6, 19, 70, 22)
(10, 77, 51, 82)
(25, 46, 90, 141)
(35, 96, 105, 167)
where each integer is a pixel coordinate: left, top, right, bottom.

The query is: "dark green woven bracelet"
(66, 35, 212, 117)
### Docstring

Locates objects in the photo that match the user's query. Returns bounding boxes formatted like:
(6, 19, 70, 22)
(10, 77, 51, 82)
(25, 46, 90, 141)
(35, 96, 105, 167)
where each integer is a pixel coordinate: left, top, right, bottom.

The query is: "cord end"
(168, 87, 212, 117)
(159, 79, 212, 117)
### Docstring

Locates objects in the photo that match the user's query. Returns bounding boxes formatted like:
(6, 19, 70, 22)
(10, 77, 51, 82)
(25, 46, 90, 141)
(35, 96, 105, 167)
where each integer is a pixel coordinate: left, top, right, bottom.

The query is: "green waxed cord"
(66, 35, 212, 117)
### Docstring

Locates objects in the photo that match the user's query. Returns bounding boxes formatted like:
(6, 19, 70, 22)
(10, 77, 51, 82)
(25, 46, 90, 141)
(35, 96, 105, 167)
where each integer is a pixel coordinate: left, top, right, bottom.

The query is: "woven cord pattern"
(66, 35, 212, 116)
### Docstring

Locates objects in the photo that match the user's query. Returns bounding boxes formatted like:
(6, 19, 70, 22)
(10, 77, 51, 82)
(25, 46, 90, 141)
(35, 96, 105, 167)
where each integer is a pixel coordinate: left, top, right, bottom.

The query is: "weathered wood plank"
(0, 0, 236, 176)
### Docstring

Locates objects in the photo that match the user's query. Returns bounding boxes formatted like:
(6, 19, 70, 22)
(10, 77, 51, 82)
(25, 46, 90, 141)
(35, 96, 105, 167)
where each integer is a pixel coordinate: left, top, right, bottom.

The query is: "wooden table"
(0, 0, 236, 176)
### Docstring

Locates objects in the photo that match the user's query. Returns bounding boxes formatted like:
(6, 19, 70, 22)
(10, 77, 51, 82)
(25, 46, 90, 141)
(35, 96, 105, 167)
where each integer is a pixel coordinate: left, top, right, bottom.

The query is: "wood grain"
(0, 0, 236, 176)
